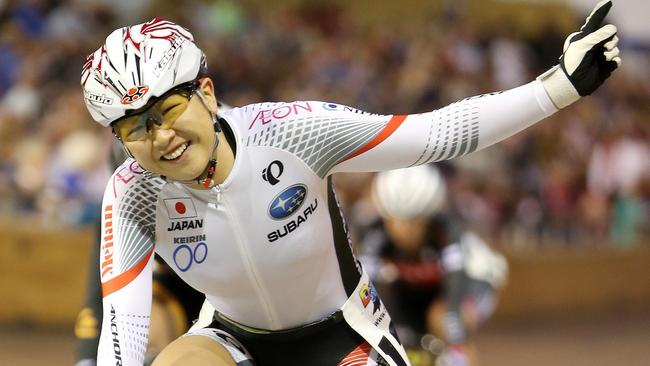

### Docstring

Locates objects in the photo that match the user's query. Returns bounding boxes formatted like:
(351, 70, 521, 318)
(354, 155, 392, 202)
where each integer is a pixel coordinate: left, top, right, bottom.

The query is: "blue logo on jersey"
(173, 241, 208, 272)
(269, 184, 307, 220)
(322, 102, 341, 111)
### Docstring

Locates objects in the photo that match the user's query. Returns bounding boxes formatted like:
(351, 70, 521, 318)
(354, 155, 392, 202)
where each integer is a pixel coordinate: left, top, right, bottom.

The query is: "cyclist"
(80, 2, 619, 365)
(366, 164, 507, 366)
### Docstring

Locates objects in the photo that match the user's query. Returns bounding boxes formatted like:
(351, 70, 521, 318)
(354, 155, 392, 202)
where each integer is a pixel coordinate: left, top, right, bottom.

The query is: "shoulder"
(103, 158, 165, 206)
(220, 101, 318, 133)
(221, 101, 384, 134)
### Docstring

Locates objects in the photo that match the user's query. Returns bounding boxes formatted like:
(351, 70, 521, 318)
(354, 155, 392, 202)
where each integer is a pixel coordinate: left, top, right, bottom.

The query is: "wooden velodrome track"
(1, 223, 649, 365)
(1, 312, 649, 366)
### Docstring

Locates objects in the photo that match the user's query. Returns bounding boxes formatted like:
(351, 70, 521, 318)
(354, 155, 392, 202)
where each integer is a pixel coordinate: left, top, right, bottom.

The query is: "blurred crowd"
(0, 0, 647, 248)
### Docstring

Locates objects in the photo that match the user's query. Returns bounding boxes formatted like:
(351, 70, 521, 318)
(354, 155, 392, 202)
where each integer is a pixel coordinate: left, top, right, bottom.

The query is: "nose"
(151, 127, 176, 151)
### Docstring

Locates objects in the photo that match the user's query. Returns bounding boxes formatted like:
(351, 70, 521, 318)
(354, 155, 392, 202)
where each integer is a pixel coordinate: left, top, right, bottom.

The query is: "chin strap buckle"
(202, 158, 217, 188)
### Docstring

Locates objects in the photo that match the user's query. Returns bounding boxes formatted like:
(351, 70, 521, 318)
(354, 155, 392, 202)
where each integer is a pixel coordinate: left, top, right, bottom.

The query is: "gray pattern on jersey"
(416, 98, 480, 165)
(248, 115, 386, 177)
(119, 311, 150, 363)
(116, 175, 164, 272)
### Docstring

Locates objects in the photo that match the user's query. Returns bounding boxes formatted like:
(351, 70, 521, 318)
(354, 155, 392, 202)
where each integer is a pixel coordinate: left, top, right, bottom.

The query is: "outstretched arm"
(325, 0, 619, 175)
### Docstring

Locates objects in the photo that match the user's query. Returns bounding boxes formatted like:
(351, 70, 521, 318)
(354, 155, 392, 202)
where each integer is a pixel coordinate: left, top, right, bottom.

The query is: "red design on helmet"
(81, 18, 205, 127)
(120, 85, 150, 105)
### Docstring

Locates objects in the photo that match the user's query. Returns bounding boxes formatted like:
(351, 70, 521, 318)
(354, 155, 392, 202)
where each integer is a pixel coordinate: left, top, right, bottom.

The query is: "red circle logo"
(121, 85, 150, 104)
(175, 202, 186, 214)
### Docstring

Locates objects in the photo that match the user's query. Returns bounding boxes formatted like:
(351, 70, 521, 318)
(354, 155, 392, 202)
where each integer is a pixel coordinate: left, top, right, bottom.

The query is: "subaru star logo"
(268, 184, 307, 220)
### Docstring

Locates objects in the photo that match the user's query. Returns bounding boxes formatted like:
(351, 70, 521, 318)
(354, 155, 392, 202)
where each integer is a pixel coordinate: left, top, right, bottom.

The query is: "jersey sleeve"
(330, 80, 556, 174)
(237, 80, 556, 177)
(97, 160, 163, 366)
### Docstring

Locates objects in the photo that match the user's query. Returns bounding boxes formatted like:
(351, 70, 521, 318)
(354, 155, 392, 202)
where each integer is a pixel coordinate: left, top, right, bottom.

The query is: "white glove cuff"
(537, 65, 580, 109)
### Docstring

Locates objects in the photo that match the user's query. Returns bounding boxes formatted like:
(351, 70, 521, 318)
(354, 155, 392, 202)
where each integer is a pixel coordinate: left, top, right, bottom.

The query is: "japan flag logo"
(164, 198, 197, 219)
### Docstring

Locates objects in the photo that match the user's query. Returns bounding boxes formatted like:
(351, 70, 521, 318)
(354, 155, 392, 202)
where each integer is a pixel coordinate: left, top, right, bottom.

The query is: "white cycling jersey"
(97, 80, 556, 365)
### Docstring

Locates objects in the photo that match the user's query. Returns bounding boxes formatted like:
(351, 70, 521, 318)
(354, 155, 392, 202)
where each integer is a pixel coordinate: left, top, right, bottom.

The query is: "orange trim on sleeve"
(101, 249, 154, 297)
(342, 115, 407, 162)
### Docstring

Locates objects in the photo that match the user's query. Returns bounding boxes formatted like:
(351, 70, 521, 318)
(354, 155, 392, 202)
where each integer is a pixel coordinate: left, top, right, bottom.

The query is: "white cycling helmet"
(81, 18, 206, 127)
(372, 164, 447, 220)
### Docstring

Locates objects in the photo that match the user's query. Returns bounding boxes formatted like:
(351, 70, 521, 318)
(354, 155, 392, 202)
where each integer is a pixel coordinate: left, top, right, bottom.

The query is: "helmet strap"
(202, 158, 217, 188)
(194, 93, 222, 188)
(111, 128, 135, 159)
(121, 144, 134, 159)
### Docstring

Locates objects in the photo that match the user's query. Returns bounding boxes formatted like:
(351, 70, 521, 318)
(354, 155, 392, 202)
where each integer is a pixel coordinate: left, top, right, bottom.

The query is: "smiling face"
(113, 78, 218, 181)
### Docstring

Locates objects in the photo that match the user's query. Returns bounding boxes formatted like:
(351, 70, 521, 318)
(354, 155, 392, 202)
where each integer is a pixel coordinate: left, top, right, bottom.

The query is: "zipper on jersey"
(220, 192, 281, 328)
(212, 183, 222, 202)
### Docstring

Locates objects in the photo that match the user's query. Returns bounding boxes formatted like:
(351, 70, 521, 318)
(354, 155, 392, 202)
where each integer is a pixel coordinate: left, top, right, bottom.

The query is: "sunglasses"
(113, 80, 199, 142)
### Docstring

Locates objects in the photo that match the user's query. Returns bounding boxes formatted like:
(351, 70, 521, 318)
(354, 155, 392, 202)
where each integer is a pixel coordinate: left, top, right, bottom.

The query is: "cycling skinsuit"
(97, 80, 556, 365)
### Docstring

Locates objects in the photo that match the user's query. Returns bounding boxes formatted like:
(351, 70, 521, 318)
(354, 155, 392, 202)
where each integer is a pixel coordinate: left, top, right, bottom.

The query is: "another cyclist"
(366, 165, 507, 366)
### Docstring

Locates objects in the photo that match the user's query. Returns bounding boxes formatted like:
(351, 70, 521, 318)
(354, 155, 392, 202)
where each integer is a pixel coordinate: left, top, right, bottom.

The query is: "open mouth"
(162, 142, 190, 161)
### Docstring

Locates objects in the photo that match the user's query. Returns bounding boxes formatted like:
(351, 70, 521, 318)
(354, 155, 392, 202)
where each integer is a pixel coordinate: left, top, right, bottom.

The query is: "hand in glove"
(539, 0, 621, 108)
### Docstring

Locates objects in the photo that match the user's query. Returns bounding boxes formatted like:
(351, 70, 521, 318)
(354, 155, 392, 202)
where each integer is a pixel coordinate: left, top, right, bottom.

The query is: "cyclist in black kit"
(362, 164, 507, 366)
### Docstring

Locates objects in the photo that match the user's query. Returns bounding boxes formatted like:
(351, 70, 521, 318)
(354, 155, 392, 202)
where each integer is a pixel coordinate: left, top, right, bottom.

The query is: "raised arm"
(326, 0, 619, 175)
(236, 1, 618, 178)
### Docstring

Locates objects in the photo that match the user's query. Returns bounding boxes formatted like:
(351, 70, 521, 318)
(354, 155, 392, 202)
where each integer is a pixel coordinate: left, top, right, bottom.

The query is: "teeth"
(163, 143, 188, 160)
